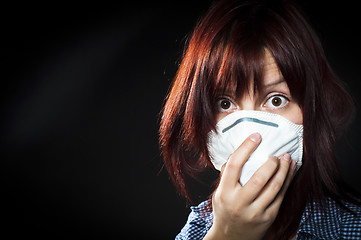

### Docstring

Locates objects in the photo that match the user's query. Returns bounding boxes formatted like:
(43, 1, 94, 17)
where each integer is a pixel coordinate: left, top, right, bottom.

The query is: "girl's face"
(215, 50, 303, 125)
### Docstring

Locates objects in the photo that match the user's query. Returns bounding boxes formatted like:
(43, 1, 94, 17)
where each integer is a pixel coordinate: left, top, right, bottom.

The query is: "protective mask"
(207, 110, 303, 186)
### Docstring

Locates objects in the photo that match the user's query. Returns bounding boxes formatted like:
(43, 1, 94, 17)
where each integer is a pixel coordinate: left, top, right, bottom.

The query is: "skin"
(215, 50, 302, 124)
(204, 50, 301, 240)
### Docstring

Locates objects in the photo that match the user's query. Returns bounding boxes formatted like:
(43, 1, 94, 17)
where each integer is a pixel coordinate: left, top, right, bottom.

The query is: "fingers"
(242, 155, 281, 203)
(251, 153, 295, 210)
(217, 131, 297, 216)
(219, 133, 261, 190)
(264, 156, 297, 215)
(220, 162, 226, 176)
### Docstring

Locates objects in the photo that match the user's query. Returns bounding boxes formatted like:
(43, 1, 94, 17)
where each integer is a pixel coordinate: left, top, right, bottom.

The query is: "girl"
(159, 0, 361, 239)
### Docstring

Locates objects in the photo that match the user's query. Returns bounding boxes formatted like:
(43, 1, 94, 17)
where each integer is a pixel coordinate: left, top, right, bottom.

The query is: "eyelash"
(216, 94, 290, 113)
(262, 94, 290, 110)
(216, 96, 238, 113)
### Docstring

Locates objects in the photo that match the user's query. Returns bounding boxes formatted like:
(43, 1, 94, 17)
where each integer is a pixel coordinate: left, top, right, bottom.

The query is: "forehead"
(210, 45, 285, 99)
(262, 49, 282, 86)
(213, 49, 283, 96)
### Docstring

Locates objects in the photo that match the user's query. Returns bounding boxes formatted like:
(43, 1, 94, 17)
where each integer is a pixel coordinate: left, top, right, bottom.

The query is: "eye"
(263, 95, 289, 109)
(217, 97, 238, 112)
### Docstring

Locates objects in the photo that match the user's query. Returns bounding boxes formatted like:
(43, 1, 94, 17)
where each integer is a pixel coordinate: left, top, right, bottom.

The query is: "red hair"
(159, 0, 355, 238)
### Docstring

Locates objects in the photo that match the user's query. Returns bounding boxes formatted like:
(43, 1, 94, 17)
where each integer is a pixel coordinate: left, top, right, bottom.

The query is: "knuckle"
(264, 209, 278, 223)
(246, 210, 263, 224)
(250, 174, 267, 187)
(220, 163, 227, 174)
(239, 136, 260, 152)
(280, 158, 291, 170)
(269, 156, 280, 168)
(226, 160, 237, 170)
(243, 140, 259, 151)
(214, 189, 225, 204)
(229, 208, 243, 220)
(270, 178, 283, 192)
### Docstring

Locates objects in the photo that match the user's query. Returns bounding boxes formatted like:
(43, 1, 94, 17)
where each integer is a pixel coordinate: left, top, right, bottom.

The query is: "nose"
(238, 94, 258, 111)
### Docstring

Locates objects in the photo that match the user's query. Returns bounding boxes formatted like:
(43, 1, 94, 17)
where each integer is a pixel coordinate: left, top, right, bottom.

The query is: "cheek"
(216, 112, 229, 122)
(284, 103, 303, 125)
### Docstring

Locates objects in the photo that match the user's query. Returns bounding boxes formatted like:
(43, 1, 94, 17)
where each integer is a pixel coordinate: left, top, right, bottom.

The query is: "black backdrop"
(2, 1, 360, 239)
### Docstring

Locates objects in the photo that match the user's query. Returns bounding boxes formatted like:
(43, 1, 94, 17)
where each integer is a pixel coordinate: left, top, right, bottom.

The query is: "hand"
(204, 133, 297, 240)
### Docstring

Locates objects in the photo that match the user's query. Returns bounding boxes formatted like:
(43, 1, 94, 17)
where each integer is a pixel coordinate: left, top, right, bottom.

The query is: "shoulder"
(175, 200, 213, 240)
(298, 198, 361, 239)
(339, 200, 361, 238)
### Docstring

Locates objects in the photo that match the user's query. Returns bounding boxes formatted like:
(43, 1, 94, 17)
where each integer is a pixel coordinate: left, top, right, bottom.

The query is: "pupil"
(272, 97, 281, 106)
(221, 100, 230, 109)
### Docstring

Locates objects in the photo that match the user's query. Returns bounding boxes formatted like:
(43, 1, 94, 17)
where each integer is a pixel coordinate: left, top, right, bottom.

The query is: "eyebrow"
(215, 77, 287, 97)
(215, 89, 236, 98)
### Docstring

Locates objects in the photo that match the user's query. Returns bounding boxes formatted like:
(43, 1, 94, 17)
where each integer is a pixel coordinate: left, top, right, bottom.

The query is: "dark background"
(2, 1, 360, 239)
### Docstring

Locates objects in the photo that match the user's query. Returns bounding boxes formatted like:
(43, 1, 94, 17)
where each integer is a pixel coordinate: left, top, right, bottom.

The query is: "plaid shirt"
(176, 198, 361, 239)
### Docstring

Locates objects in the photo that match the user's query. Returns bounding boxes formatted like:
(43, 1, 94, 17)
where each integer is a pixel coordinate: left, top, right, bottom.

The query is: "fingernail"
(249, 132, 261, 143)
(283, 153, 291, 161)
(291, 159, 297, 169)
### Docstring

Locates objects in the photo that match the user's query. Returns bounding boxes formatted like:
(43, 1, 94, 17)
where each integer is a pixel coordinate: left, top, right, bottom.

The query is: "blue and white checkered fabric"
(175, 198, 361, 240)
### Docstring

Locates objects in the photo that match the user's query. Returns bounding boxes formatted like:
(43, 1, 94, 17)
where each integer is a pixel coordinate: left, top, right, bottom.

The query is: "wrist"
(203, 224, 222, 240)
(204, 224, 239, 240)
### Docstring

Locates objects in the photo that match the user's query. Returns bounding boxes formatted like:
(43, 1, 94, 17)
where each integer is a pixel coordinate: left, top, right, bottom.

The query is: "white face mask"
(207, 110, 303, 186)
